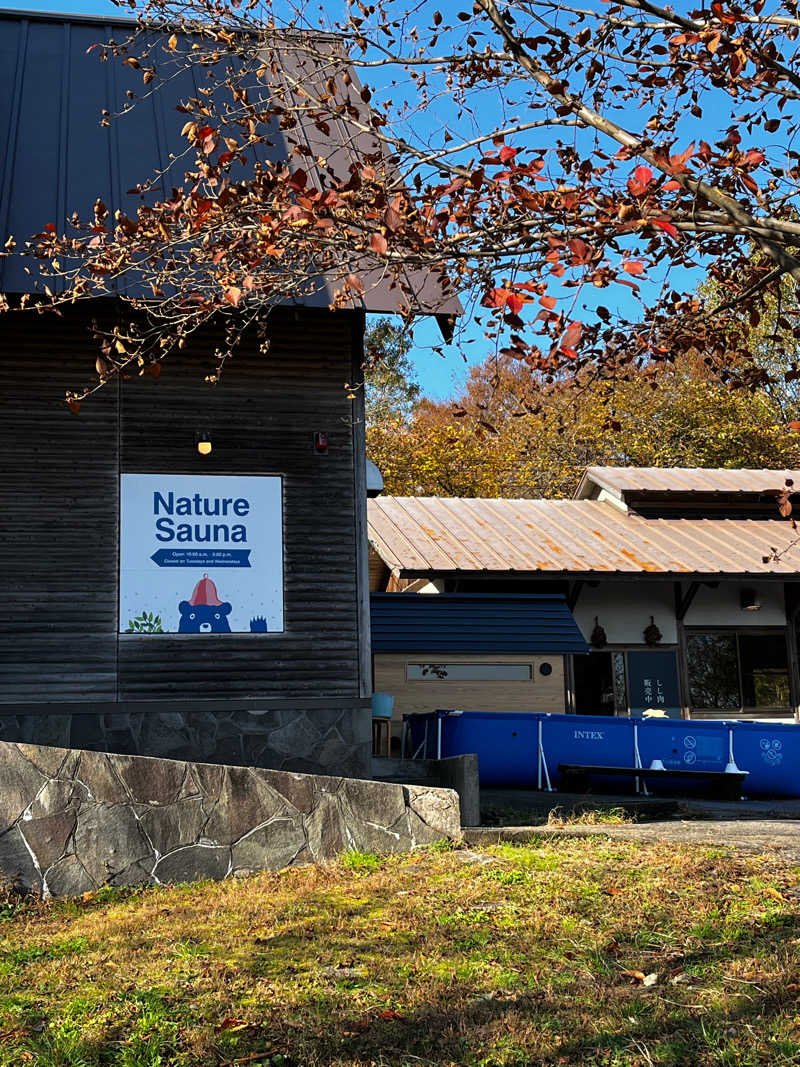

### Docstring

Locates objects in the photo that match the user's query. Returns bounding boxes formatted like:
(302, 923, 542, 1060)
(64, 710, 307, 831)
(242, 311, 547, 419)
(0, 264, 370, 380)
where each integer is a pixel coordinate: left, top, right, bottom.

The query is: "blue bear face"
(178, 601, 232, 633)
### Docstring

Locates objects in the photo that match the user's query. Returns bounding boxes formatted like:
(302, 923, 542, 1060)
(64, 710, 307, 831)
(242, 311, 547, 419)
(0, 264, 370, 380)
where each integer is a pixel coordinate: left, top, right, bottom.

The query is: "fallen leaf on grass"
(620, 969, 659, 986)
(217, 1017, 252, 1032)
(378, 1009, 404, 1020)
(764, 887, 785, 903)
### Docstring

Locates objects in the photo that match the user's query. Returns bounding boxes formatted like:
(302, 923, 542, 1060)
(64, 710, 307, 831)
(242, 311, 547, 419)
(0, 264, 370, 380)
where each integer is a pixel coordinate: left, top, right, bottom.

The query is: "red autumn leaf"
(540, 295, 557, 309)
(744, 149, 766, 168)
(66, 397, 81, 415)
(652, 218, 679, 239)
(662, 180, 682, 191)
(44, 222, 57, 233)
(505, 292, 525, 315)
(288, 169, 308, 192)
(567, 238, 592, 264)
(384, 206, 402, 232)
(561, 321, 583, 350)
(623, 260, 646, 275)
(499, 145, 517, 162)
(789, 421, 800, 431)
(378, 1009, 404, 1020)
(346, 273, 366, 295)
(370, 232, 388, 255)
(196, 125, 214, 140)
(223, 287, 242, 306)
(483, 287, 511, 309)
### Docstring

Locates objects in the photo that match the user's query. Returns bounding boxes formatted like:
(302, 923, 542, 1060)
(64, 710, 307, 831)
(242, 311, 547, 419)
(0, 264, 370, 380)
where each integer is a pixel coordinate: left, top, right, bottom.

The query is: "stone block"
(203, 766, 289, 844)
(259, 770, 315, 814)
(20, 809, 77, 871)
(75, 752, 131, 804)
(405, 786, 461, 839)
(138, 796, 206, 856)
(340, 778, 408, 830)
(45, 853, 95, 897)
(268, 716, 322, 758)
(73, 804, 153, 884)
(305, 793, 346, 863)
(0, 746, 47, 829)
(0, 826, 41, 892)
(231, 817, 306, 873)
(16, 742, 69, 778)
(153, 844, 231, 883)
(115, 753, 188, 806)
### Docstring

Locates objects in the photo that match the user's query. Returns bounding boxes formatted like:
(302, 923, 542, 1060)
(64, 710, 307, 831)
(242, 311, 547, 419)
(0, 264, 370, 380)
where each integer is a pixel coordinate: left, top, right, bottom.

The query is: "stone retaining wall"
(0, 703, 371, 780)
(0, 742, 461, 896)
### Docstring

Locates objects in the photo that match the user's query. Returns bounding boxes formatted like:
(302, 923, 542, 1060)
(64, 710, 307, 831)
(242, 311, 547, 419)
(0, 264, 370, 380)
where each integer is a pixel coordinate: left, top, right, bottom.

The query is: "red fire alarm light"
(314, 431, 329, 455)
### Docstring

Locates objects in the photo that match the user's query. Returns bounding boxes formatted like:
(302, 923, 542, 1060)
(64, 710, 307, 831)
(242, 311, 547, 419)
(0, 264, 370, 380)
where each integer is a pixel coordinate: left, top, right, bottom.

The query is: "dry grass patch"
(0, 838, 798, 1065)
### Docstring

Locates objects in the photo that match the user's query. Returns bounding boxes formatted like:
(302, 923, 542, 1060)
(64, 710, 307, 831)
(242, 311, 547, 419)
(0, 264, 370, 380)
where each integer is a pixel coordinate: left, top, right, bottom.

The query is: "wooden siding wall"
(373, 653, 566, 736)
(0, 305, 364, 706)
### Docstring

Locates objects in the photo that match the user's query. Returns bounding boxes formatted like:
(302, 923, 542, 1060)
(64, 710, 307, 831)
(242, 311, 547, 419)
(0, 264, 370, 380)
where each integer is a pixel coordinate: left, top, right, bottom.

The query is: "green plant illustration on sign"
(125, 612, 164, 634)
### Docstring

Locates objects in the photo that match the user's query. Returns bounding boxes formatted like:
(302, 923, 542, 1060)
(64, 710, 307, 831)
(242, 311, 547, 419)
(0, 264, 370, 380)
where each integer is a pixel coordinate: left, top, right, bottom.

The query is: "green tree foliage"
(367, 352, 800, 498)
(363, 319, 420, 427)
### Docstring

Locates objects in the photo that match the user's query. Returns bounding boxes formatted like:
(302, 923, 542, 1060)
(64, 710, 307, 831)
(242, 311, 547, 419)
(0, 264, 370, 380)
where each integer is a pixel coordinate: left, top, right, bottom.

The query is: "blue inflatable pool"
(403, 710, 800, 797)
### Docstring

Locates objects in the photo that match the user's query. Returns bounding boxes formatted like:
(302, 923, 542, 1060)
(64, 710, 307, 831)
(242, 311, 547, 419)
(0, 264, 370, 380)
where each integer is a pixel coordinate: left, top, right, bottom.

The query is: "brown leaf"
(370, 232, 388, 255)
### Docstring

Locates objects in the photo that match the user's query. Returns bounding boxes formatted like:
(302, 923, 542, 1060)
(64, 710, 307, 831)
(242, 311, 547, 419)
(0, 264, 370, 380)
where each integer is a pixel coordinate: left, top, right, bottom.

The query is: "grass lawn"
(0, 837, 799, 1066)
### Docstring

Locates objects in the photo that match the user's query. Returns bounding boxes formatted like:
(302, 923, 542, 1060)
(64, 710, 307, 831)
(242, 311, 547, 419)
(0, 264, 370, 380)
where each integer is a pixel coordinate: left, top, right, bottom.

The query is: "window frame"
(685, 627, 792, 713)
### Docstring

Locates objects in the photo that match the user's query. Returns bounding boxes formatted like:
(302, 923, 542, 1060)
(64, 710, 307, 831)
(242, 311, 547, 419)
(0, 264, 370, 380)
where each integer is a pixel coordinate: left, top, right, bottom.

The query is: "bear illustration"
(178, 574, 232, 634)
(178, 601, 232, 633)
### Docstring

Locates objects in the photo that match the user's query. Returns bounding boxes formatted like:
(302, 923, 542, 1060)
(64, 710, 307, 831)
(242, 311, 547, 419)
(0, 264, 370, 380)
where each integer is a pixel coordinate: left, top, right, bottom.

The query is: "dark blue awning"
(370, 593, 589, 655)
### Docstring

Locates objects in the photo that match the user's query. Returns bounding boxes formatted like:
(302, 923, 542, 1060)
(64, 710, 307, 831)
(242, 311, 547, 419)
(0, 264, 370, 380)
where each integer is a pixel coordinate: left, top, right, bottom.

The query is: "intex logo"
(574, 730, 605, 740)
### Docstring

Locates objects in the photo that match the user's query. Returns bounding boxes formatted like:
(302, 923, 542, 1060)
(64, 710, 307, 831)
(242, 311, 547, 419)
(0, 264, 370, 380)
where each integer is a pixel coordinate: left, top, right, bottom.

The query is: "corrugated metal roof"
(576, 466, 800, 500)
(368, 496, 800, 576)
(370, 593, 589, 654)
(0, 10, 460, 319)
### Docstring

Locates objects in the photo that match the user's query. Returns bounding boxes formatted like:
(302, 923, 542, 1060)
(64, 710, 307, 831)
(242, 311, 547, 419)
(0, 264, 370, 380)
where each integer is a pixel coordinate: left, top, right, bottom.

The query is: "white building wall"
(684, 581, 785, 627)
(573, 583, 678, 645)
(573, 579, 786, 646)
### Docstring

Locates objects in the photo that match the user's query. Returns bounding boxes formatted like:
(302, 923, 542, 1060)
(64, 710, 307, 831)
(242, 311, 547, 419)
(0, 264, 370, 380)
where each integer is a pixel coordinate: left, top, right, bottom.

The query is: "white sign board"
(120, 474, 283, 634)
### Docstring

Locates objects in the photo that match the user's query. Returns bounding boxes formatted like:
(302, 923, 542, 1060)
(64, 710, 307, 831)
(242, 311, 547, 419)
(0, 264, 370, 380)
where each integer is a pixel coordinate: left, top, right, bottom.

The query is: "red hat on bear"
(189, 573, 224, 607)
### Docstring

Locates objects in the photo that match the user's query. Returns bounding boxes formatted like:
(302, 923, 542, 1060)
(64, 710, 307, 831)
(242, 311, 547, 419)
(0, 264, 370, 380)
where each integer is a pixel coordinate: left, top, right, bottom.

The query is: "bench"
(558, 763, 748, 801)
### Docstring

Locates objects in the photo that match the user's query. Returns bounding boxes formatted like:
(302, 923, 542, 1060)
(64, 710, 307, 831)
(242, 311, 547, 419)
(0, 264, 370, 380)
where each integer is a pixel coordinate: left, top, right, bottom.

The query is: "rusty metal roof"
(575, 466, 800, 500)
(0, 10, 460, 320)
(367, 496, 800, 577)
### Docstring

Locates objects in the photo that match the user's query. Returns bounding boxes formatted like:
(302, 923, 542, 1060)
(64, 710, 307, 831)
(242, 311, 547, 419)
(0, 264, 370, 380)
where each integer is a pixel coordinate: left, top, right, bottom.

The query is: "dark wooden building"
(0, 9, 455, 777)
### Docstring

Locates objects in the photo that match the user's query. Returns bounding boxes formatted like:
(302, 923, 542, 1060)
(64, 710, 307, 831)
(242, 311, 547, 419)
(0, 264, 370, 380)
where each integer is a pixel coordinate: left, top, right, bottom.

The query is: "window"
(687, 631, 790, 711)
(406, 663, 532, 681)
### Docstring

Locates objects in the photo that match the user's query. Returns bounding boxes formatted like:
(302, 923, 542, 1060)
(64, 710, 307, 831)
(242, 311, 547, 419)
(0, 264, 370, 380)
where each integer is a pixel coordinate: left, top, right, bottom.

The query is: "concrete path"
(465, 819, 800, 864)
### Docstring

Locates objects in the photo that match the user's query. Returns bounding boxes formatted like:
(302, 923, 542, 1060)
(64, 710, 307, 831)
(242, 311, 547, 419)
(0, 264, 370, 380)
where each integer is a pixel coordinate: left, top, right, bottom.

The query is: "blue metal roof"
(0, 10, 460, 319)
(370, 593, 589, 655)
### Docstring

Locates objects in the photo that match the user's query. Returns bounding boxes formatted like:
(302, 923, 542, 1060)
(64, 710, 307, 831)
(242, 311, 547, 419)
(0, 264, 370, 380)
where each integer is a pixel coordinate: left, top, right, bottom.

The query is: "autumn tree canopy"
(5, 0, 800, 407)
(367, 350, 800, 498)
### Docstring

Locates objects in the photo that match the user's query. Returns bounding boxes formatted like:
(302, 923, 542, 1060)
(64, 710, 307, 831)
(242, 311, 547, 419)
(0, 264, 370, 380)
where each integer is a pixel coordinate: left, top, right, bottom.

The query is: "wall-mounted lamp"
(196, 433, 212, 457)
(740, 588, 761, 611)
(313, 431, 329, 455)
